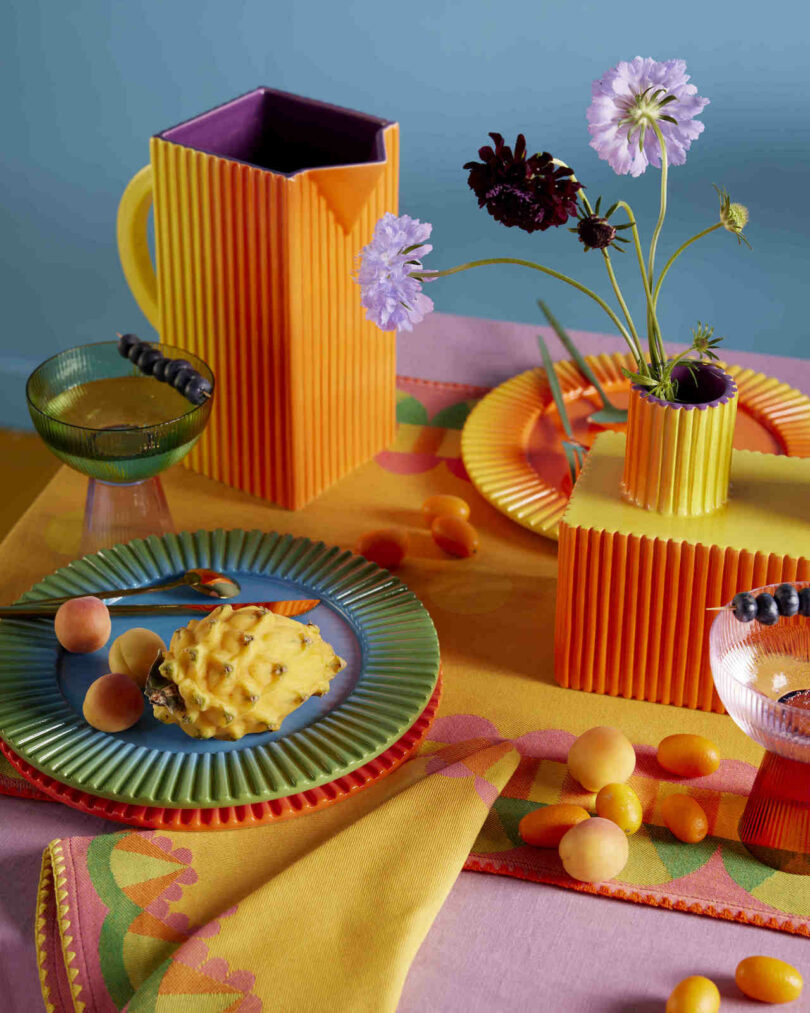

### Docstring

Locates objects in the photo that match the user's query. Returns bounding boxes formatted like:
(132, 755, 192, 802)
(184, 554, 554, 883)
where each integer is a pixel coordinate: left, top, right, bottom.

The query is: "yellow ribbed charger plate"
(461, 352, 810, 541)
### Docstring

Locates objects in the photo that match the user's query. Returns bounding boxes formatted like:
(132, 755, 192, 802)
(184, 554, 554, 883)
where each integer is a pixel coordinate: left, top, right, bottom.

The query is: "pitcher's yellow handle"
(117, 165, 160, 330)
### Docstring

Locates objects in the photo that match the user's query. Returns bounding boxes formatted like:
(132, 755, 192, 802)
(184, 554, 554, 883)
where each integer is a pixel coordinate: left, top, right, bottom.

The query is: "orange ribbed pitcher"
(621, 362, 737, 517)
(117, 88, 399, 509)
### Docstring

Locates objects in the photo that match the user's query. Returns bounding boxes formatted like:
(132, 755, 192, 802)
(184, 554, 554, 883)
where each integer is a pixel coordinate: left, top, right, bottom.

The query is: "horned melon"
(144, 604, 346, 740)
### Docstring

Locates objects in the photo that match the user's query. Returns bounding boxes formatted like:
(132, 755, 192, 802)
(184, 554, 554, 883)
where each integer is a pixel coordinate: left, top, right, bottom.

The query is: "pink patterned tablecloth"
(3, 312, 810, 1012)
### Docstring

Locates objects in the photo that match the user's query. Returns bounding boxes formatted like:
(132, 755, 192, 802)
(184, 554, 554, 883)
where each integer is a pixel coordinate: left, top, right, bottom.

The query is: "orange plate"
(461, 353, 810, 541)
(0, 676, 442, 831)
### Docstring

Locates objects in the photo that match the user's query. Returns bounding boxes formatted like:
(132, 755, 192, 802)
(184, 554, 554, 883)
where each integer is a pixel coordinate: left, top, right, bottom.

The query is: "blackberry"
(731, 591, 757, 623)
(182, 374, 212, 405)
(164, 359, 192, 384)
(117, 332, 140, 358)
(171, 367, 195, 393)
(152, 357, 170, 382)
(774, 583, 800, 617)
(755, 593, 779, 626)
(136, 347, 163, 375)
(127, 341, 148, 363)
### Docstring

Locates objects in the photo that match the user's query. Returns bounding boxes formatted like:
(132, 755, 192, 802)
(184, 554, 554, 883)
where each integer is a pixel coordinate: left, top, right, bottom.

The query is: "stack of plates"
(0, 529, 441, 830)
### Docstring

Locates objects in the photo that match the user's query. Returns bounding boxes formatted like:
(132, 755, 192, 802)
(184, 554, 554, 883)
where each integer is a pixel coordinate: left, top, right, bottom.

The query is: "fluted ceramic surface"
(150, 123, 399, 509)
(622, 365, 737, 516)
(0, 529, 439, 808)
(555, 433, 810, 712)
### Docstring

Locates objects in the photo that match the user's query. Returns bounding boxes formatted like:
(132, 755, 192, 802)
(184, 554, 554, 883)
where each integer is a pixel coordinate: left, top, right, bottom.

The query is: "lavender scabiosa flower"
(356, 212, 435, 332)
(587, 58, 709, 176)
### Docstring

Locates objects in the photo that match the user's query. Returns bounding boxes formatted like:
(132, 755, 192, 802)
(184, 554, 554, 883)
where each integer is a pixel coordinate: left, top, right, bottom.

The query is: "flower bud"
(576, 215, 617, 250)
(715, 185, 751, 247)
(721, 201, 749, 234)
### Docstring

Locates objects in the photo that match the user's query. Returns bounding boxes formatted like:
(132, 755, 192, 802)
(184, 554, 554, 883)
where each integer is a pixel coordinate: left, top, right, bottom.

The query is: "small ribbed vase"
(622, 362, 738, 517)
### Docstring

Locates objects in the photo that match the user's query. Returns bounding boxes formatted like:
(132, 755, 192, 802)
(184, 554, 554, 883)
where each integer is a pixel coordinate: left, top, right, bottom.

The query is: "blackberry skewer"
(707, 583, 810, 623)
(115, 333, 212, 406)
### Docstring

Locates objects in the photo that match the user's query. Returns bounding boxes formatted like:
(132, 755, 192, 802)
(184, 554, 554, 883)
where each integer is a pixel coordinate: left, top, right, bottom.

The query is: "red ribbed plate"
(0, 677, 441, 830)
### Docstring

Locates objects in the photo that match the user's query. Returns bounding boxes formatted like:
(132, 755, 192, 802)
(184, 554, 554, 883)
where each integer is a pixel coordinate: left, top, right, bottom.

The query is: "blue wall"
(2, 0, 808, 427)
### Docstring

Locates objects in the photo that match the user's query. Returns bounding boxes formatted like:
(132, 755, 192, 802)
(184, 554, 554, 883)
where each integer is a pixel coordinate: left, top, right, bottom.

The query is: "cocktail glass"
(26, 341, 214, 555)
(710, 583, 810, 874)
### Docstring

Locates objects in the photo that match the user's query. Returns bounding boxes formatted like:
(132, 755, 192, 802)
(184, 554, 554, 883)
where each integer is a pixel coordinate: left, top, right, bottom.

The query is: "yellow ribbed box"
(556, 431, 810, 712)
(119, 89, 399, 509)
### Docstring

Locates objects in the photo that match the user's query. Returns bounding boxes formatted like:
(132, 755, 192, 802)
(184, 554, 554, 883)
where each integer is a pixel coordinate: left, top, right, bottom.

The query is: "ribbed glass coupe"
(27, 341, 213, 554)
(711, 582, 810, 874)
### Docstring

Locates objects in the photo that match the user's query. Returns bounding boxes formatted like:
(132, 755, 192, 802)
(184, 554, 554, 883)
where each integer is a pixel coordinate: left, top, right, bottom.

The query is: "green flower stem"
(653, 222, 723, 307)
(647, 122, 669, 283)
(616, 200, 665, 370)
(555, 161, 643, 367)
(599, 250, 643, 363)
(646, 123, 670, 367)
(579, 188, 643, 359)
(421, 258, 637, 355)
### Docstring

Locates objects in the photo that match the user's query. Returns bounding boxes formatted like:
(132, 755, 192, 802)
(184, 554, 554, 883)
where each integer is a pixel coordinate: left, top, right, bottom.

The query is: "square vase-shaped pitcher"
(118, 88, 399, 508)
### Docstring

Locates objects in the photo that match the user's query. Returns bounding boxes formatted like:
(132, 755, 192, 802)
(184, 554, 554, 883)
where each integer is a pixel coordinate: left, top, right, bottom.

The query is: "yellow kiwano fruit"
(144, 604, 346, 740)
(665, 976, 720, 1013)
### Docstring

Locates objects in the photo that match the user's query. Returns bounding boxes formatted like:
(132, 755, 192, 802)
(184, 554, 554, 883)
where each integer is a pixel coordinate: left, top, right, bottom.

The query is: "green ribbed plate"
(0, 529, 440, 808)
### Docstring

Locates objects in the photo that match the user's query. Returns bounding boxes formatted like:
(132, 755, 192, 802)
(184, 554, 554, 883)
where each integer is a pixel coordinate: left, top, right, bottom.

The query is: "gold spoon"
(9, 568, 241, 607)
(0, 599, 319, 619)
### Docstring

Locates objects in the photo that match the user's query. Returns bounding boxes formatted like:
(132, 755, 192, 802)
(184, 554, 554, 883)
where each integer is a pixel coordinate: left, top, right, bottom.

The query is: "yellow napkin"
(37, 739, 518, 1012)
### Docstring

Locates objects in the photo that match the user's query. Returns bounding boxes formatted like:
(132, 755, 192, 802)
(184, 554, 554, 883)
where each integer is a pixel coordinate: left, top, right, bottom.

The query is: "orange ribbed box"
(555, 432, 810, 712)
(118, 89, 399, 508)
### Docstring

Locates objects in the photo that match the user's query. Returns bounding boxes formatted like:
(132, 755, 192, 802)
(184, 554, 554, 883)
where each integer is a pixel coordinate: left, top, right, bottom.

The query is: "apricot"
(54, 596, 111, 654)
(82, 672, 144, 732)
(431, 515, 479, 558)
(421, 494, 470, 526)
(354, 529, 408, 569)
(558, 817, 629, 883)
(108, 627, 166, 688)
(567, 726, 636, 793)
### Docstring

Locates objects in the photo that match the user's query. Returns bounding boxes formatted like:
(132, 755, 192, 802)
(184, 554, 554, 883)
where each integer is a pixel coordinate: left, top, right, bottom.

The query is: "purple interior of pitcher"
(157, 88, 391, 176)
(633, 362, 737, 409)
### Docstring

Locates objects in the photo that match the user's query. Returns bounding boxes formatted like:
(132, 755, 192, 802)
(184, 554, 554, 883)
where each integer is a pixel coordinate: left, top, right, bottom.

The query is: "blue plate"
(0, 529, 440, 807)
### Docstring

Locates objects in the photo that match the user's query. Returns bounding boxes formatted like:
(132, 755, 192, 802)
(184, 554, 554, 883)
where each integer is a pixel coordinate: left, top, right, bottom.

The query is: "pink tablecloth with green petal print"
(3, 311, 810, 1012)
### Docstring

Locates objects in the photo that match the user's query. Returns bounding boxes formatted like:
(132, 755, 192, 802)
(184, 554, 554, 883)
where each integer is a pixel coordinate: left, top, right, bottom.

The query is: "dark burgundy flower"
(576, 215, 617, 250)
(464, 133, 582, 233)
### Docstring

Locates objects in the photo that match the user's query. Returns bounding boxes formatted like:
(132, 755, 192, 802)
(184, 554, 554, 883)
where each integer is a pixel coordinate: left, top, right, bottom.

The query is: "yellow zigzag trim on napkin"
(38, 841, 87, 1013)
(35, 852, 55, 1013)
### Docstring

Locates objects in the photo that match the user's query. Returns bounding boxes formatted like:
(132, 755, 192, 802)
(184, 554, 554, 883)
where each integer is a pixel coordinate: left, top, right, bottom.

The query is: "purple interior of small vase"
(635, 363, 736, 409)
(158, 88, 390, 175)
